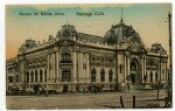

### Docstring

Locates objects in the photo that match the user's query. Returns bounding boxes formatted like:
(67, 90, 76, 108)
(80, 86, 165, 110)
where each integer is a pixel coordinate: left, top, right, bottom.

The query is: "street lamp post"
(165, 11, 172, 105)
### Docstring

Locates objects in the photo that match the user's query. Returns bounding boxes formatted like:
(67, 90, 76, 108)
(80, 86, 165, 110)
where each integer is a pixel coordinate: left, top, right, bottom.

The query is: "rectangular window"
(62, 69, 71, 82)
(31, 73, 34, 83)
(91, 74, 96, 82)
(150, 73, 153, 82)
(101, 74, 105, 82)
(35, 73, 38, 83)
(100, 69, 105, 82)
(91, 69, 96, 82)
(9, 77, 13, 83)
(119, 65, 122, 73)
(45, 70, 47, 82)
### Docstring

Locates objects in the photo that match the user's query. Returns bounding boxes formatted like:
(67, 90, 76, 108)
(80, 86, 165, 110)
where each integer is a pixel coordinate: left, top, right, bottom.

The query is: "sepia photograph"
(5, 4, 172, 109)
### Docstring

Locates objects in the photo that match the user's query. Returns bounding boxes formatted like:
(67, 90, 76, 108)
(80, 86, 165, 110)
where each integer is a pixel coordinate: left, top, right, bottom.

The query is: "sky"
(6, 4, 172, 59)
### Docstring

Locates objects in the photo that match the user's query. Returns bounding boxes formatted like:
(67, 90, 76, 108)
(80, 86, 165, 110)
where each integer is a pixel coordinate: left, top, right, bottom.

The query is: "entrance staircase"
(128, 84, 142, 91)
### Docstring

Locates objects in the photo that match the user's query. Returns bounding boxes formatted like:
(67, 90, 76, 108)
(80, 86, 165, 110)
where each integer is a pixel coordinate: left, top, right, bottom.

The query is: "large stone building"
(6, 18, 168, 93)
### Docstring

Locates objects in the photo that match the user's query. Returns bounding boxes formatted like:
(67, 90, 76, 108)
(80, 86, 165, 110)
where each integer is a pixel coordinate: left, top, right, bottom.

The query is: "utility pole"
(168, 11, 172, 105)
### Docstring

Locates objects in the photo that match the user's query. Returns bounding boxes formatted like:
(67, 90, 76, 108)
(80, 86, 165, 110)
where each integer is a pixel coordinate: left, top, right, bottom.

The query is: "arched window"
(155, 72, 158, 82)
(130, 62, 137, 70)
(40, 70, 43, 83)
(45, 69, 47, 82)
(15, 75, 19, 82)
(8, 77, 13, 83)
(150, 71, 153, 82)
(109, 69, 113, 82)
(91, 68, 96, 82)
(97, 56, 100, 61)
(130, 58, 138, 71)
(100, 69, 105, 82)
(27, 71, 29, 83)
(35, 70, 38, 83)
(92, 56, 95, 61)
(31, 71, 34, 83)
(83, 54, 86, 69)
(101, 57, 104, 63)
(144, 72, 147, 82)
(61, 50, 71, 62)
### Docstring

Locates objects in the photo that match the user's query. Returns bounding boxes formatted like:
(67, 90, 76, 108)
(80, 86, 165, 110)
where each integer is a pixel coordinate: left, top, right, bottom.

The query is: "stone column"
(127, 56, 130, 83)
(141, 57, 144, 83)
(141, 57, 145, 83)
(160, 61, 162, 82)
(96, 67, 100, 83)
(47, 54, 50, 83)
(81, 53, 84, 83)
(42, 68, 45, 83)
(56, 51, 59, 83)
(147, 71, 150, 83)
(124, 54, 127, 83)
(166, 63, 168, 82)
(38, 70, 40, 83)
(19, 59, 25, 85)
(73, 51, 77, 83)
(144, 57, 147, 83)
(6, 67, 8, 90)
(85, 53, 90, 83)
(83, 53, 86, 84)
(58, 54, 61, 82)
(33, 70, 35, 83)
(29, 70, 31, 83)
(105, 68, 109, 83)
(114, 56, 117, 84)
(78, 53, 81, 83)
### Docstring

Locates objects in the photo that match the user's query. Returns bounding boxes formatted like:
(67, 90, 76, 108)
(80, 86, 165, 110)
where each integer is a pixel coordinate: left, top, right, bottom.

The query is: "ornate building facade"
(6, 18, 168, 93)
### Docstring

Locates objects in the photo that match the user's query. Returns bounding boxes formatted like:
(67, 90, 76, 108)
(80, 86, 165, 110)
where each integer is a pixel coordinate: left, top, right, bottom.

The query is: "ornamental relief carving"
(90, 55, 114, 67)
(26, 56, 47, 69)
(57, 40, 78, 48)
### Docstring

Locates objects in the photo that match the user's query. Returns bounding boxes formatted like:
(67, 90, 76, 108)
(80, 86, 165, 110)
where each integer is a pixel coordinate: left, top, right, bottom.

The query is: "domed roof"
(104, 18, 144, 46)
(56, 24, 78, 39)
(19, 39, 37, 52)
(148, 43, 167, 55)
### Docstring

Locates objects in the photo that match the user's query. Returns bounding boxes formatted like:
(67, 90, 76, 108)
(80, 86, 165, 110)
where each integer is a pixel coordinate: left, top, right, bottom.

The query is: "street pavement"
(6, 90, 168, 109)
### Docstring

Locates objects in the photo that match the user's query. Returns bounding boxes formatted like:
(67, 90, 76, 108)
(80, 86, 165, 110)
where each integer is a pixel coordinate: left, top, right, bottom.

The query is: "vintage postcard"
(6, 4, 172, 109)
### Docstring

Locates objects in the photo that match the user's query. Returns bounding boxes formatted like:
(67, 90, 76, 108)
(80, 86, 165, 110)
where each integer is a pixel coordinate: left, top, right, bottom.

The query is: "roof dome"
(19, 39, 37, 52)
(104, 19, 144, 46)
(56, 24, 78, 39)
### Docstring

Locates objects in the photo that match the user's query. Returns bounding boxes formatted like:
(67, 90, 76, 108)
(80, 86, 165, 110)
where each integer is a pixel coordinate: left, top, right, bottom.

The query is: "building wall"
(6, 41, 169, 93)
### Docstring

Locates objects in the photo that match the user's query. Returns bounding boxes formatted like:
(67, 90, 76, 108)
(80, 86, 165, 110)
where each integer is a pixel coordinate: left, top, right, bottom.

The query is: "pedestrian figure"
(94, 86, 97, 94)
(83, 87, 85, 93)
(33, 85, 39, 95)
(39, 86, 42, 95)
(120, 96, 125, 108)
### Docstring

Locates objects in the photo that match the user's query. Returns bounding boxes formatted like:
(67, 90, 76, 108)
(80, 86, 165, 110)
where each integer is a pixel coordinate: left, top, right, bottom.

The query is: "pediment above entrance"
(119, 40, 146, 53)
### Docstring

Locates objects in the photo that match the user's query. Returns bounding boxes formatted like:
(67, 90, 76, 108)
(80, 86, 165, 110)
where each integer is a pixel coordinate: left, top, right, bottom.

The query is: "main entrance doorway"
(63, 85, 68, 93)
(130, 74, 136, 84)
(62, 69, 71, 82)
(130, 58, 140, 85)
